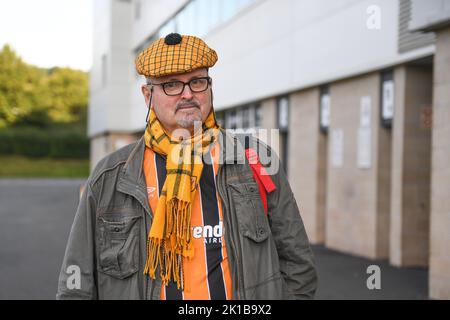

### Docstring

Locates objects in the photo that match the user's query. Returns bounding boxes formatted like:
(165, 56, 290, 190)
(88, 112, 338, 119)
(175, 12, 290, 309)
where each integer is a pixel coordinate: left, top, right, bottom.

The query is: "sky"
(0, 0, 93, 71)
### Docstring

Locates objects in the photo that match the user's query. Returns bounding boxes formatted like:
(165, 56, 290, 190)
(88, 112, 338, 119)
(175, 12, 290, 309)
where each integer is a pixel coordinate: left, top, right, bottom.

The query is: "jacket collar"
(218, 127, 245, 164)
(121, 128, 242, 181)
(116, 136, 151, 216)
(121, 135, 146, 186)
(116, 128, 242, 216)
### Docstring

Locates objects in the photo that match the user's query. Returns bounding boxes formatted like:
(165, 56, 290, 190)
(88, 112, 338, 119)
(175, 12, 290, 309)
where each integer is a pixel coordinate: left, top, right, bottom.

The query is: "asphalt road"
(313, 245, 428, 299)
(0, 179, 428, 300)
(0, 179, 84, 300)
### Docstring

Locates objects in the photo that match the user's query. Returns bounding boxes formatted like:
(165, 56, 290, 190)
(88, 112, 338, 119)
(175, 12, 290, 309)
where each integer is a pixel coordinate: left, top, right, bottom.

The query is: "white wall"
(132, 0, 188, 49)
(205, 0, 434, 110)
(89, 0, 134, 137)
(409, 0, 450, 31)
(129, 0, 191, 135)
(89, 0, 111, 137)
(91, 0, 436, 136)
(107, 0, 134, 132)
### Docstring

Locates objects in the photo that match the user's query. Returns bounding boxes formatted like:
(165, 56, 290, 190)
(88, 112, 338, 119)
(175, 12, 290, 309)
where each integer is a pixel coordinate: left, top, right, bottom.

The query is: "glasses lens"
(190, 78, 209, 92)
(163, 81, 184, 95)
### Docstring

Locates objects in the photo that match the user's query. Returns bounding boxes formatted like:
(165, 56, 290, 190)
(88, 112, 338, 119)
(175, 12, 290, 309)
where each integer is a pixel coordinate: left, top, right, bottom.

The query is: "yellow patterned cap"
(135, 33, 218, 78)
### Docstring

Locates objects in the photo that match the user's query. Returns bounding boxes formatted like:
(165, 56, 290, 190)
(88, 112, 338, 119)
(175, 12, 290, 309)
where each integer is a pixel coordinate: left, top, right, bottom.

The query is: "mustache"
(175, 100, 200, 112)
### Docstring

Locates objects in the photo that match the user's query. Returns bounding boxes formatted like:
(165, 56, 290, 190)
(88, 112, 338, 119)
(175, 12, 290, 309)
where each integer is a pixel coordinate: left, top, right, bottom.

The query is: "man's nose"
(180, 84, 194, 99)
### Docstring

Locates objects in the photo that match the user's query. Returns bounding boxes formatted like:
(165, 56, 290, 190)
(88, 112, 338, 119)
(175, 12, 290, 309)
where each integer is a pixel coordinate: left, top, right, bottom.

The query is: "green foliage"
(0, 126, 89, 159)
(44, 67, 89, 124)
(0, 44, 89, 128)
(0, 44, 90, 160)
(49, 131, 90, 159)
(0, 44, 44, 127)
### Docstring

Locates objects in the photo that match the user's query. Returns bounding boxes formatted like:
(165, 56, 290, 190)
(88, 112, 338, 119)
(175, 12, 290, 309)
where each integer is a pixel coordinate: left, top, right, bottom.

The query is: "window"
(380, 70, 394, 128)
(237, 0, 252, 9)
(216, 111, 225, 127)
(277, 96, 289, 132)
(226, 110, 237, 129)
(159, 20, 176, 38)
(277, 96, 290, 174)
(248, 105, 256, 128)
(235, 109, 243, 129)
(134, 0, 141, 20)
(196, 0, 212, 37)
(242, 106, 250, 128)
(255, 104, 262, 128)
(210, 0, 223, 29)
(219, 102, 262, 131)
(320, 85, 330, 134)
(222, 0, 239, 22)
(135, 35, 157, 56)
(101, 54, 107, 87)
(176, 1, 196, 35)
(136, 0, 256, 53)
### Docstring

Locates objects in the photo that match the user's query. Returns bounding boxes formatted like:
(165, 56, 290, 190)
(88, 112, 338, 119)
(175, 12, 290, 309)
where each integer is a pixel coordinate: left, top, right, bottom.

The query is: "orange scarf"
(143, 107, 220, 290)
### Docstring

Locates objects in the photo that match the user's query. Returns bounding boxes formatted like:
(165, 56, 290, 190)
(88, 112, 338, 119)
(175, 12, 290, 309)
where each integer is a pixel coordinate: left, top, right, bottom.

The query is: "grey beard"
(176, 110, 202, 129)
(177, 117, 201, 128)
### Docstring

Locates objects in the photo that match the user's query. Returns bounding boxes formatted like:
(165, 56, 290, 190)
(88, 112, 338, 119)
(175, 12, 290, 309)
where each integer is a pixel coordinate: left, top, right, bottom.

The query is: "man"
(57, 33, 317, 300)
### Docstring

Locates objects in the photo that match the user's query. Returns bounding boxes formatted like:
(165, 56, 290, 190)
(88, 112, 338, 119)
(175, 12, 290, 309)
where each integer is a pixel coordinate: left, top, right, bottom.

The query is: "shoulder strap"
(245, 148, 276, 216)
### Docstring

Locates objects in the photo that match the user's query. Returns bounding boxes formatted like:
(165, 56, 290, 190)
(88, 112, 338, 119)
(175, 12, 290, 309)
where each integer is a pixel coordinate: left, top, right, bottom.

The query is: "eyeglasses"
(149, 77, 212, 96)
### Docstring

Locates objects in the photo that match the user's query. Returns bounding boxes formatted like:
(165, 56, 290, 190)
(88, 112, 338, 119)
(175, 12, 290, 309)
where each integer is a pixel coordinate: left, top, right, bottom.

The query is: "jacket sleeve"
(265, 145, 318, 299)
(56, 182, 98, 300)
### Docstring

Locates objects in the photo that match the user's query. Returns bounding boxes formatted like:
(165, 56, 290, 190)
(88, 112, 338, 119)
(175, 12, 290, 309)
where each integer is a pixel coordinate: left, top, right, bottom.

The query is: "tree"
(44, 67, 88, 124)
(0, 44, 45, 127)
(0, 44, 88, 128)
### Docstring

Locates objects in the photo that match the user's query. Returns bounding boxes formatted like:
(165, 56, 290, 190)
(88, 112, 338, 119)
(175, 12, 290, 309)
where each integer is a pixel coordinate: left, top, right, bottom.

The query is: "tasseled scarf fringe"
(144, 199, 193, 290)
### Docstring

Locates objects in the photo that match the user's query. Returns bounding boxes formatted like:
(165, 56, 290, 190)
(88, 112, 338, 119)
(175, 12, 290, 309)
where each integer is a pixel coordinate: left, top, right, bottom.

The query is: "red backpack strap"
(245, 148, 276, 215)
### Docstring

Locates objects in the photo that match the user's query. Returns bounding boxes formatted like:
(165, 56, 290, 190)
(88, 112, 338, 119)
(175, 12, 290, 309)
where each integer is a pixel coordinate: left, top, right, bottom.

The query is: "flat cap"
(135, 33, 218, 78)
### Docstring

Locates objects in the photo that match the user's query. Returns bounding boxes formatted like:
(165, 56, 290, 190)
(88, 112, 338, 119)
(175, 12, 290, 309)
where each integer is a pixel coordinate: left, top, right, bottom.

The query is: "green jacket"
(56, 129, 317, 300)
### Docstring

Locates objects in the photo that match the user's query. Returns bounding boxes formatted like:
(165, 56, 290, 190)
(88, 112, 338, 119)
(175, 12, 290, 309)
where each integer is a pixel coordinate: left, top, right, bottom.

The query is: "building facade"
(90, 0, 450, 299)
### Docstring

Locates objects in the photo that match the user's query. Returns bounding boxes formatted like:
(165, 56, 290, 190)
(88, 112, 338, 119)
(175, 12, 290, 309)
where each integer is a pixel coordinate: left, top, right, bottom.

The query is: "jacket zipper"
(217, 164, 245, 300)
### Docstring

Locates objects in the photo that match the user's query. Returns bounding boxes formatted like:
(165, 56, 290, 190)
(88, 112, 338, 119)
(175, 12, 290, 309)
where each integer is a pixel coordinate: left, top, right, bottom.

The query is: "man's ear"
(144, 86, 154, 124)
(141, 85, 153, 106)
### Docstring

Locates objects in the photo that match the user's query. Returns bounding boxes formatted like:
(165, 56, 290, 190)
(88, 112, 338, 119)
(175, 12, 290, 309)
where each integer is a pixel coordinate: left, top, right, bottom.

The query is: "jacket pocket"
(228, 181, 270, 242)
(96, 213, 141, 279)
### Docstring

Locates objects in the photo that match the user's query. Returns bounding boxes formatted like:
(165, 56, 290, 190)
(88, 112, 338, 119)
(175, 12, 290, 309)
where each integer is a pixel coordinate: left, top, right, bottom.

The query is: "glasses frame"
(148, 76, 212, 96)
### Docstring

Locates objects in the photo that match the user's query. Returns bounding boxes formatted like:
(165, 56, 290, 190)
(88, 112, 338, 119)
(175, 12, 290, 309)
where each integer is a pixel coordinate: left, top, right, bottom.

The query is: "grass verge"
(0, 155, 89, 178)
